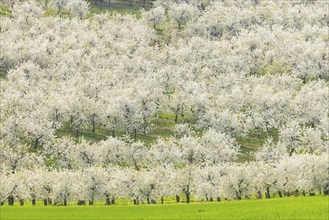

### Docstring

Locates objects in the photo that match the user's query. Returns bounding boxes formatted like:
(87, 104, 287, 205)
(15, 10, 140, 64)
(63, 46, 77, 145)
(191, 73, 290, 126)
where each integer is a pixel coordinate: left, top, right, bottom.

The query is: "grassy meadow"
(1, 196, 328, 220)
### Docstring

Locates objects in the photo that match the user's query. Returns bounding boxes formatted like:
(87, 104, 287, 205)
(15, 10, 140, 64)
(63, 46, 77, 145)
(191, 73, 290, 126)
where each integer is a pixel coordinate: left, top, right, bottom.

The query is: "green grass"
(90, 0, 152, 11)
(1, 196, 328, 220)
(89, 5, 143, 17)
(0, 6, 10, 16)
(44, 8, 72, 18)
(236, 128, 278, 162)
(88, 0, 153, 17)
(0, 67, 7, 80)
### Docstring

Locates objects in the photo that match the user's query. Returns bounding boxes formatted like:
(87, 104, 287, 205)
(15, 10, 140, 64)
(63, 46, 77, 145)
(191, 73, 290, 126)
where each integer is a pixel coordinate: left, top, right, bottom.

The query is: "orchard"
(0, 0, 328, 216)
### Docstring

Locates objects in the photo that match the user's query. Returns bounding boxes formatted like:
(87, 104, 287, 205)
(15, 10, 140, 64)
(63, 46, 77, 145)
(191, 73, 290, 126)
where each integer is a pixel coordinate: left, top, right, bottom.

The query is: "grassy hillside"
(0, 67, 7, 80)
(56, 113, 278, 162)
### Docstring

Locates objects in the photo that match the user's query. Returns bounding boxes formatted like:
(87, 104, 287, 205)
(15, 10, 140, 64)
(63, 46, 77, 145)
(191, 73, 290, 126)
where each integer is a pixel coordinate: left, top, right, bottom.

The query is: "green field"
(1, 196, 328, 220)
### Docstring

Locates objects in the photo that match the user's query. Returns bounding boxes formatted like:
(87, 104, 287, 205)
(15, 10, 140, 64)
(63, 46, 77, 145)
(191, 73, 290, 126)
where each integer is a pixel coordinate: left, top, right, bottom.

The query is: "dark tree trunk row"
(7, 187, 327, 207)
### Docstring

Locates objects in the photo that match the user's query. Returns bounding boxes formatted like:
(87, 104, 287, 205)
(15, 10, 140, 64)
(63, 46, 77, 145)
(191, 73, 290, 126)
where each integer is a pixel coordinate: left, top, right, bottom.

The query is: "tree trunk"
(185, 192, 190, 204)
(216, 197, 221, 202)
(32, 198, 36, 205)
(92, 114, 96, 133)
(257, 191, 262, 199)
(278, 191, 282, 198)
(176, 195, 180, 203)
(294, 189, 298, 197)
(201, 2, 205, 10)
(44, 199, 48, 206)
(302, 190, 306, 196)
(89, 199, 93, 205)
(48, 198, 52, 205)
(64, 198, 67, 206)
(147, 197, 150, 204)
(8, 195, 14, 206)
(209, 197, 213, 202)
(161, 196, 164, 204)
(54, 109, 59, 129)
(289, 148, 294, 157)
(309, 190, 315, 196)
(78, 200, 85, 205)
(34, 138, 39, 150)
(111, 198, 115, 205)
(92, 122, 96, 133)
(324, 185, 329, 195)
(70, 116, 74, 129)
(19, 199, 24, 206)
(265, 187, 270, 199)
(105, 197, 110, 205)
(256, 131, 261, 140)
(174, 113, 178, 123)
